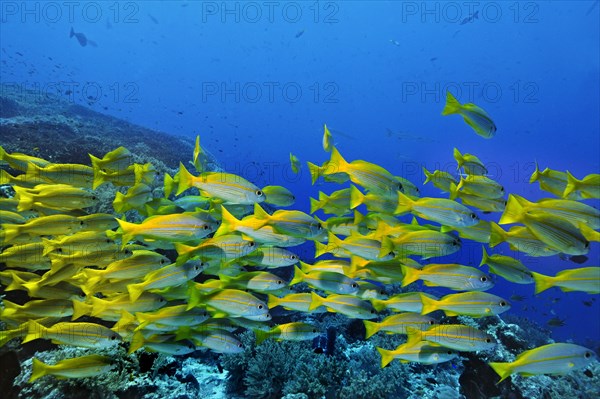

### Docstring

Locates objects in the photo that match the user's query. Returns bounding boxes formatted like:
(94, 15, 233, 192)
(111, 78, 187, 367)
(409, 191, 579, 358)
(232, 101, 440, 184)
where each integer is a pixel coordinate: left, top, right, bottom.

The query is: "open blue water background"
(1, 1, 599, 346)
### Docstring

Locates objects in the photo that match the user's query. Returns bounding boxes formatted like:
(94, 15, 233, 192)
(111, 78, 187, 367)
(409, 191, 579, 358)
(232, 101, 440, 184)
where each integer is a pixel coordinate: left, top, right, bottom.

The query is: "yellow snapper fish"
(407, 324, 496, 352)
(29, 355, 114, 383)
(322, 124, 334, 152)
(261, 185, 296, 207)
(26, 163, 94, 188)
(395, 191, 479, 227)
(113, 183, 153, 213)
(13, 184, 97, 212)
(310, 188, 352, 215)
(92, 162, 158, 189)
(390, 229, 462, 259)
(422, 167, 458, 193)
(489, 223, 559, 257)
(290, 265, 359, 295)
(254, 322, 319, 344)
(253, 203, 323, 239)
(453, 148, 488, 175)
(289, 153, 301, 174)
(531, 267, 600, 294)
(489, 343, 598, 383)
(442, 91, 497, 138)
(456, 175, 505, 199)
(176, 163, 265, 204)
(89, 146, 133, 172)
(326, 147, 401, 197)
(174, 234, 256, 264)
(2, 214, 85, 242)
(0, 145, 50, 171)
(401, 263, 494, 291)
(564, 171, 600, 199)
(529, 163, 581, 200)
(419, 291, 511, 317)
(241, 247, 299, 268)
(377, 341, 458, 367)
(1, 299, 73, 320)
(41, 230, 114, 256)
(480, 247, 534, 284)
(188, 288, 268, 318)
(509, 194, 600, 229)
(371, 292, 436, 313)
(189, 330, 244, 354)
(23, 321, 122, 348)
(117, 211, 219, 246)
(500, 195, 589, 255)
(192, 136, 212, 173)
(309, 292, 377, 319)
(127, 259, 205, 302)
(349, 185, 399, 215)
(364, 313, 436, 339)
(441, 220, 492, 243)
(315, 232, 395, 261)
(267, 293, 327, 313)
(0, 169, 47, 188)
(218, 271, 287, 292)
(449, 184, 507, 213)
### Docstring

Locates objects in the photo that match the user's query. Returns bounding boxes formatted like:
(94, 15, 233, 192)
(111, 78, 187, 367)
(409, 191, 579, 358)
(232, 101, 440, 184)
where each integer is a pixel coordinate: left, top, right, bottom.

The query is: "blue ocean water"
(1, 0, 598, 349)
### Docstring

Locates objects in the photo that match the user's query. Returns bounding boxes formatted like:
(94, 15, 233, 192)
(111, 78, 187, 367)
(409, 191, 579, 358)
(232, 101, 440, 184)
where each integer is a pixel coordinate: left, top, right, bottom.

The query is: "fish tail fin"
(127, 282, 145, 302)
(489, 361, 513, 384)
(192, 136, 204, 173)
(531, 272, 555, 294)
(442, 91, 462, 115)
(1, 223, 21, 242)
(23, 320, 47, 344)
(15, 189, 34, 212)
(377, 347, 395, 368)
(163, 173, 175, 198)
(453, 148, 464, 169)
(394, 191, 414, 215)
(400, 265, 420, 287)
(112, 191, 129, 213)
(379, 236, 395, 259)
(71, 300, 90, 321)
(563, 171, 579, 198)
(448, 182, 459, 200)
(419, 293, 439, 315)
(328, 146, 349, 174)
(29, 358, 49, 383)
(309, 196, 322, 214)
(405, 326, 423, 346)
(92, 167, 106, 190)
(308, 291, 324, 311)
(363, 320, 380, 339)
(89, 297, 108, 318)
(254, 329, 269, 345)
(89, 153, 102, 171)
(489, 222, 507, 247)
(21, 281, 40, 296)
(5, 272, 27, 291)
(0, 169, 13, 185)
(579, 222, 600, 242)
(529, 161, 541, 183)
(314, 240, 330, 258)
(116, 218, 136, 247)
(214, 205, 239, 237)
(128, 331, 145, 354)
(498, 195, 523, 225)
(252, 203, 270, 229)
(422, 167, 434, 185)
(349, 185, 365, 209)
(0, 146, 6, 163)
(267, 294, 280, 309)
(307, 162, 322, 185)
(371, 299, 387, 312)
(176, 162, 196, 195)
(480, 246, 489, 267)
(289, 265, 306, 286)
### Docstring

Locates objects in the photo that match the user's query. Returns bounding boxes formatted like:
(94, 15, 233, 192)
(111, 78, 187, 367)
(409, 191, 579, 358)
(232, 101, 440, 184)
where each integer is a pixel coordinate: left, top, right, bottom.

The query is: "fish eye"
(453, 240, 460, 246)
(258, 304, 264, 310)
(351, 283, 358, 288)
(480, 276, 488, 282)
(500, 186, 505, 192)
(111, 335, 118, 340)
(585, 352, 592, 359)
(485, 338, 492, 343)
(389, 251, 396, 258)
(248, 241, 255, 247)
(429, 320, 435, 325)
(370, 309, 376, 314)
(203, 224, 209, 230)
(317, 224, 324, 230)
(503, 200, 508, 206)
(105, 239, 111, 243)
(499, 301, 507, 307)
(79, 220, 85, 226)
(57, 247, 63, 253)
(585, 241, 590, 249)
(238, 343, 243, 348)
(470, 213, 477, 219)
(290, 255, 298, 260)
(397, 183, 404, 191)
(160, 259, 166, 265)
(255, 190, 263, 197)
(277, 280, 283, 285)
(447, 350, 453, 355)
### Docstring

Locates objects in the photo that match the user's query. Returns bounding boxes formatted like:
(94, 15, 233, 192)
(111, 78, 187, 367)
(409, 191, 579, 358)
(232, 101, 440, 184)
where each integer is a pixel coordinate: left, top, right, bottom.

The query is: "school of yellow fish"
(1, 100, 599, 384)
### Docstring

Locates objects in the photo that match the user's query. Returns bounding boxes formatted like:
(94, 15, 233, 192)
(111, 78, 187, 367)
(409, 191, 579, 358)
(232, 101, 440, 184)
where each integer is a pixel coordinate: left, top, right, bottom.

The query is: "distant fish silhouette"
(295, 29, 304, 38)
(460, 10, 478, 25)
(70, 27, 97, 47)
(148, 14, 159, 24)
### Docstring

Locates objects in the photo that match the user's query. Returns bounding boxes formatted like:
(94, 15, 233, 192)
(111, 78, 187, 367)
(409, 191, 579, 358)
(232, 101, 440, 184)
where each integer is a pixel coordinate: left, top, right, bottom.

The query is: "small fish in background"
(442, 91, 497, 139)
(295, 29, 305, 38)
(547, 317, 566, 327)
(389, 39, 401, 46)
(70, 27, 97, 47)
(510, 294, 526, 302)
(148, 14, 159, 24)
(460, 10, 479, 25)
